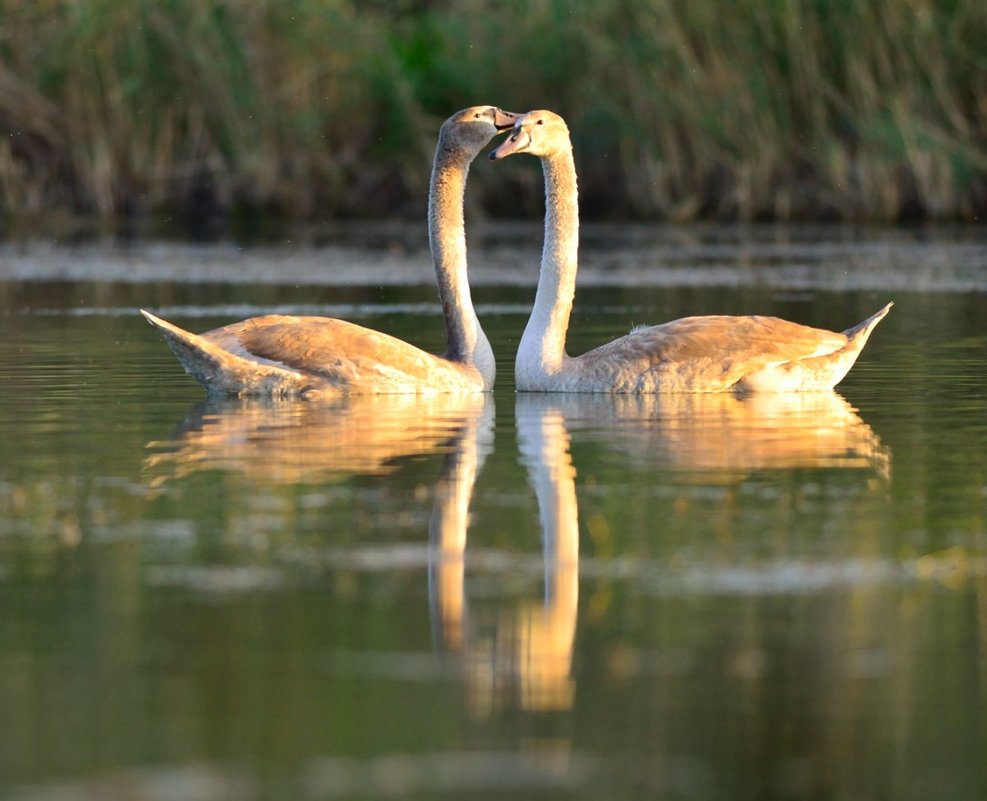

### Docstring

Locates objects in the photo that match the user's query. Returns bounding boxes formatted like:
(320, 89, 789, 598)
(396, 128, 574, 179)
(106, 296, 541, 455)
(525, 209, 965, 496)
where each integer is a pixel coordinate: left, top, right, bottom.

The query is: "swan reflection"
(432, 389, 888, 717)
(512, 396, 580, 712)
(144, 393, 494, 489)
(144, 387, 887, 720)
(430, 394, 580, 714)
(537, 390, 890, 481)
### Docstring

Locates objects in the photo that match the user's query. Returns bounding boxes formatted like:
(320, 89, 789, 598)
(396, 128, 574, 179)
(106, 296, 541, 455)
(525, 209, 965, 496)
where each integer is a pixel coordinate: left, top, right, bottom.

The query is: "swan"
(489, 110, 893, 393)
(141, 105, 517, 397)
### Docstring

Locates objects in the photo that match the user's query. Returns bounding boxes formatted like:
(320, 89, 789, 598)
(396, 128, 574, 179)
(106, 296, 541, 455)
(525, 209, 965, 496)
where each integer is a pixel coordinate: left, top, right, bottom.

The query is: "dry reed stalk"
(0, 0, 983, 226)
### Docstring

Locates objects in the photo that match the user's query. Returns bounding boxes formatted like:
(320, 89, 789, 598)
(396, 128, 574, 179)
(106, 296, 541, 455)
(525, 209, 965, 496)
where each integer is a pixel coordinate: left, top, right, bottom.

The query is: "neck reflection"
(430, 393, 580, 715)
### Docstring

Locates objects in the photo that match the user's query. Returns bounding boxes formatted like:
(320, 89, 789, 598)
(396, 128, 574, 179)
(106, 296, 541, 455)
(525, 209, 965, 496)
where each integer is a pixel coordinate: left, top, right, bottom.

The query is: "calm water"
(1, 226, 987, 800)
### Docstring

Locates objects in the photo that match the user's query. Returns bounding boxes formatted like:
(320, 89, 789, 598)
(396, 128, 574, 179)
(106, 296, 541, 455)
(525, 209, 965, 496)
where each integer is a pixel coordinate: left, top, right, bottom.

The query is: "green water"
(1, 228, 987, 800)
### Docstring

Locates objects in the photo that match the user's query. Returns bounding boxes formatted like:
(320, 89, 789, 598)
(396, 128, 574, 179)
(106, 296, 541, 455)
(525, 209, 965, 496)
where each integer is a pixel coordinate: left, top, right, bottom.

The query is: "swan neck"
(518, 148, 579, 382)
(428, 142, 494, 386)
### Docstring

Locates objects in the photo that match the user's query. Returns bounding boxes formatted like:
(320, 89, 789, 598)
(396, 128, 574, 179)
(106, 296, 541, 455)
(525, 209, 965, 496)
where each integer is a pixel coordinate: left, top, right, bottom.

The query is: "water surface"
(1, 226, 987, 800)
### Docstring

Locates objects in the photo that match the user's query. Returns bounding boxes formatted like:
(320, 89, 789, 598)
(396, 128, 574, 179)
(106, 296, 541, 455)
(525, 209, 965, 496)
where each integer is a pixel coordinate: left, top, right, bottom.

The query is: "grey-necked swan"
(142, 106, 517, 397)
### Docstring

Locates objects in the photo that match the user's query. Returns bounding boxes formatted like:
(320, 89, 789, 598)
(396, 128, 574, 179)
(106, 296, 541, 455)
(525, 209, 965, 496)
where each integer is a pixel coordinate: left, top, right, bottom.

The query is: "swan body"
(490, 110, 892, 393)
(143, 105, 518, 397)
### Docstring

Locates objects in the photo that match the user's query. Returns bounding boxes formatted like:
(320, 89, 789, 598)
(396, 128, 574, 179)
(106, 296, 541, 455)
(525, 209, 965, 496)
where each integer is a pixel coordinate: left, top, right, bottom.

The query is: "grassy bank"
(1, 0, 986, 228)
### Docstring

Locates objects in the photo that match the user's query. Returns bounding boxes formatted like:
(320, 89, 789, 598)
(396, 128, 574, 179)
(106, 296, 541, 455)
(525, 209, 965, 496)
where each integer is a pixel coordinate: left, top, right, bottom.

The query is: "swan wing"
(214, 315, 477, 393)
(578, 315, 848, 392)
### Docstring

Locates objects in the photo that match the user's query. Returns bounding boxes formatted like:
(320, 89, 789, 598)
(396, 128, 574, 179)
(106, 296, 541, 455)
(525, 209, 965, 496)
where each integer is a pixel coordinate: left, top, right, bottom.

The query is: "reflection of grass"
(1, 0, 985, 224)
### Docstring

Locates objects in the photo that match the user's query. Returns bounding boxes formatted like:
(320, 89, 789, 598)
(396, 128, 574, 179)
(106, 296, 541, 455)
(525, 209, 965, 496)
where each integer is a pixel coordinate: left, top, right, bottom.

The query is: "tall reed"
(0, 0, 985, 225)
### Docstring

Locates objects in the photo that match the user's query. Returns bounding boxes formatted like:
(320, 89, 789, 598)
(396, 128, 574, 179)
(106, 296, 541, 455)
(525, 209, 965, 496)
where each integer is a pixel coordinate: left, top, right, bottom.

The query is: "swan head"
(440, 106, 519, 156)
(488, 109, 570, 161)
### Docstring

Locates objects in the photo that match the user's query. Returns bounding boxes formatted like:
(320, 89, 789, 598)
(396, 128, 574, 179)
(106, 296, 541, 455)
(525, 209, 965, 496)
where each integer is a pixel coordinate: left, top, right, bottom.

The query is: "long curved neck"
(517, 147, 579, 383)
(428, 142, 495, 388)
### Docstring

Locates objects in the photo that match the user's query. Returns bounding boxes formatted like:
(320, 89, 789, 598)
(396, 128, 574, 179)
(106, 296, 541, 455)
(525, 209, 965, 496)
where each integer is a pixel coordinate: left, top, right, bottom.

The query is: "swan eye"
(474, 113, 480, 119)
(537, 119, 544, 125)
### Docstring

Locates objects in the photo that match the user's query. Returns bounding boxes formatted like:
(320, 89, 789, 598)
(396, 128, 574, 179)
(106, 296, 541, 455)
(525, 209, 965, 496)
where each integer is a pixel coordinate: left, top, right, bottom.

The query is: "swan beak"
(489, 128, 530, 160)
(493, 108, 519, 131)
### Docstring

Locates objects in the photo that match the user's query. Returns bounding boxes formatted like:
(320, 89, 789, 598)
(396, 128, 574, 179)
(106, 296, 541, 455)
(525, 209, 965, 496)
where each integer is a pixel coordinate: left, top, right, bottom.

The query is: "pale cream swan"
(141, 106, 517, 397)
(490, 110, 893, 393)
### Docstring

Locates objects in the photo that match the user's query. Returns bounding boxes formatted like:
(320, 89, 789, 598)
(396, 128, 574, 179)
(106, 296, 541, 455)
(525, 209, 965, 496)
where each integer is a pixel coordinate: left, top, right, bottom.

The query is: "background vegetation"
(1, 0, 986, 228)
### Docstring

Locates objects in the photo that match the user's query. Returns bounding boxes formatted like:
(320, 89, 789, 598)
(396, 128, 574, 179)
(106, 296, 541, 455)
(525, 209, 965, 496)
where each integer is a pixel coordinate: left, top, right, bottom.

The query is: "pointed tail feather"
(811, 301, 893, 389)
(140, 309, 305, 395)
(843, 301, 893, 342)
(744, 302, 893, 392)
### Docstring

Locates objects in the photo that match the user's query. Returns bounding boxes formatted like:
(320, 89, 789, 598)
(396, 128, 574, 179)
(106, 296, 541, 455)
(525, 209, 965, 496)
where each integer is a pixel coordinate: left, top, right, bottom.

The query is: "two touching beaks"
(489, 107, 538, 161)
(489, 109, 563, 160)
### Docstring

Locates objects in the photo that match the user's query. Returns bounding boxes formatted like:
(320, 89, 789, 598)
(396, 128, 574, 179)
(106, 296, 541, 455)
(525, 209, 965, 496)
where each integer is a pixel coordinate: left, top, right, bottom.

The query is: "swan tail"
(740, 302, 893, 392)
(843, 301, 894, 342)
(140, 309, 308, 396)
(802, 301, 894, 389)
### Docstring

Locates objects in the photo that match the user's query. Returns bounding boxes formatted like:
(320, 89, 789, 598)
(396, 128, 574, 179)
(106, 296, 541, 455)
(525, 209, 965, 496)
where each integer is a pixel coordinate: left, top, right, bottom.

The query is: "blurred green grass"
(0, 0, 985, 227)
